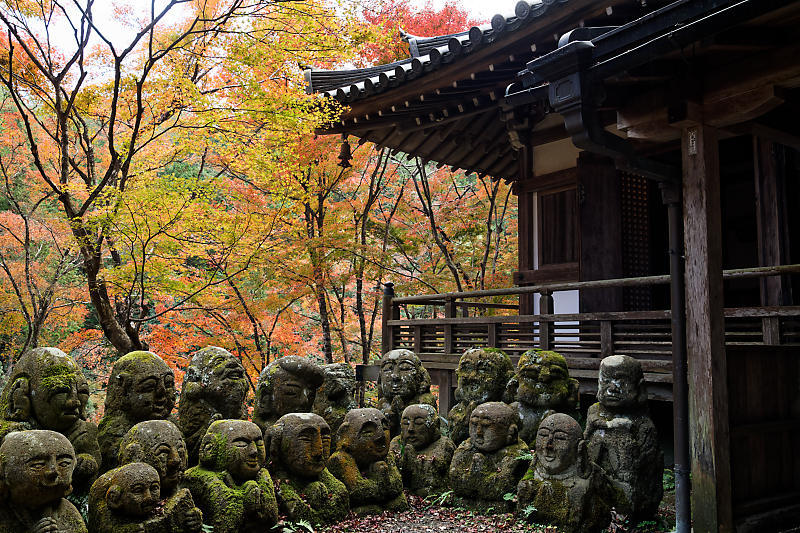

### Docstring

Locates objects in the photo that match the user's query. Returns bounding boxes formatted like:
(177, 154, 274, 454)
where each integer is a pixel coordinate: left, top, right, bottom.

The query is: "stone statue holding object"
(0, 347, 102, 496)
(389, 403, 455, 497)
(98, 351, 176, 472)
(178, 346, 248, 465)
(376, 349, 436, 437)
(504, 349, 580, 445)
(584, 355, 664, 521)
(184, 420, 278, 533)
(448, 402, 529, 512)
(0, 430, 87, 533)
(253, 356, 324, 435)
(327, 408, 408, 515)
(447, 347, 515, 445)
(517, 413, 614, 533)
(312, 363, 357, 451)
(267, 413, 349, 525)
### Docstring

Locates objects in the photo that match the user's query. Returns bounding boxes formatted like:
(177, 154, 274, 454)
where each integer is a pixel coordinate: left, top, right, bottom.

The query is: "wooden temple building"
(307, 0, 800, 530)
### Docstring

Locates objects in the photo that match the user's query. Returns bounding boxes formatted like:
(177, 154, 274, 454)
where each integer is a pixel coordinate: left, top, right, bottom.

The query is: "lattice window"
(621, 173, 652, 311)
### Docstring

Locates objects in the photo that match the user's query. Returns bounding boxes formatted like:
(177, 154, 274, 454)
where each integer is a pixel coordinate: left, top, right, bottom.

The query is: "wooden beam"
(681, 122, 733, 532)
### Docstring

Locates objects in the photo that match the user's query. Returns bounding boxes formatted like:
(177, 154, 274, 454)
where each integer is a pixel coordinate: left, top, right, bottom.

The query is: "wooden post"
(488, 323, 498, 348)
(600, 320, 613, 358)
(539, 290, 553, 350)
(413, 325, 423, 353)
(444, 297, 455, 355)
(681, 122, 733, 532)
(381, 282, 396, 355)
(517, 188, 535, 315)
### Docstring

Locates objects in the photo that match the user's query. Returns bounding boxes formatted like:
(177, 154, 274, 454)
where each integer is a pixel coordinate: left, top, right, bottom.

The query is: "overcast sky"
(426, 0, 506, 23)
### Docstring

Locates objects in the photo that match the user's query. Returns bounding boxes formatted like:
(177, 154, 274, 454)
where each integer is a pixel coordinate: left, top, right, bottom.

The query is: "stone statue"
(504, 349, 580, 445)
(184, 420, 278, 533)
(376, 349, 436, 437)
(327, 408, 408, 515)
(517, 414, 613, 533)
(178, 346, 248, 464)
(0, 347, 101, 496)
(447, 347, 514, 445)
(267, 413, 349, 525)
(88, 462, 200, 533)
(253, 356, 324, 435)
(0, 430, 87, 532)
(584, 355, 663, 520)
(448, 402, 529, 512)
(389, 403, 455, 497)
(98, 351, 176, 472)
(312, 362, 357, 451)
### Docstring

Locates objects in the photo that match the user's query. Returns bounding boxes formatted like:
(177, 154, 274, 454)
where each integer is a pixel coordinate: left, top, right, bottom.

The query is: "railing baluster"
(762, 317, 781, 345)
(414, 325, 423, 353)
(540, 290, 553, 350)
(488, 322, 498, 347)
(601, 320, 614, 357)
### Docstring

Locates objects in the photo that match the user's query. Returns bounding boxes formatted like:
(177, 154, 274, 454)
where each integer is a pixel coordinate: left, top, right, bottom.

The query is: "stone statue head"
(181, 346, 247, 407)
(378, 349, 431, 401)
(534, 413, 583, 476)
(0, 430, 75, 507)
(469, 402, 518, 453)
(105, 351, 175, 422)
(269, 413, 330, 479)
(105, 462, 161, 518)
(255, 356, 324, 424)
(199, 420, 265, 484)
(1, 347, 89, 432)
(455, 348, 514, 404)
(597, 355, 647, 410)
(119, 420, 187, 496)
(317, 363, 356, 408)
(399, 404, 440, 450)
(336, 408, 390, 466)
(508, 349, 578, 408)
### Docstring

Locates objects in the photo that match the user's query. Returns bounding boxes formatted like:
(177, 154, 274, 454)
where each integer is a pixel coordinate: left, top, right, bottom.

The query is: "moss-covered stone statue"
(0, 430, 87, 532)
(98, 351, 176, 472)
(376, 349, 436, 437)
(178, 346, 248, 465)
(584, 355, 663, 521)
(447, 347, 514, 445)
(389, 403, 455, 497)
(184, 420, 278, 533)
(448, 402, 529, 512)
(328, 408, 408, 515)
(253, 356, 324, 435)
(88, 462, 201, 533)
(0, 347, 101, 496)
(503, 349, 580, 445)
(312, 362, 357, 451)
(517, 414, 613, 533)
(267, 413, 349, 525)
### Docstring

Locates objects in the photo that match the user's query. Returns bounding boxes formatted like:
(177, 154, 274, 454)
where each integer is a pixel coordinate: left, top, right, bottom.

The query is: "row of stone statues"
(0, 345, 663, 532)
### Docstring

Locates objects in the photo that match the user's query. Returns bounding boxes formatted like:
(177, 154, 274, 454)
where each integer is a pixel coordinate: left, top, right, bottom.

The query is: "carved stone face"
(400, 404, 438, 449)
(202, 420, 265, 484)
(107, 351, 175, 422)
(107, 463, 161, 518)
(275, 413, 330, 478)
(184, 347, 246, 402)
(119, 420, 187, 495)
(320, 363, 356, 404)
(379, 349, 421, 400)
(469, 402, 515, 453)
(456, 348, 513, 404)
(535, 414, 581, 476)
(256, 356, 324, 422)
(515, 350, 572, 407)
(339, 408, 389, 465)
(597, 355, 644, 410)
(29, 349, 89, 432)
(0, 430, 75, 508)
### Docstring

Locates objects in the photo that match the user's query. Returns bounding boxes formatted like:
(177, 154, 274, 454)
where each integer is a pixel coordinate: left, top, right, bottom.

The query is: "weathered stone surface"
(98, 351, 176, 472)
(448, 402, 529, 512)
(253, 356, 324, 435)
(389, 404, 455, 497)
(312, 363, 357, 451)
(178, 346, 248, 465)
(376, 349, 436, 437)
(0, 347, 101, 496)
(184, 419, 278, 533)
(584, 355, 664, 521)
(0, 430, 87, 532)
(447, 348, 514, 445)
(267, 413, 349, 525)
(504, 349, 580, 445)
(517, 414, 613, 533)
(88, 462, 202, 533)
(328, 408, 408, 515)
(119, 420, 189, 498)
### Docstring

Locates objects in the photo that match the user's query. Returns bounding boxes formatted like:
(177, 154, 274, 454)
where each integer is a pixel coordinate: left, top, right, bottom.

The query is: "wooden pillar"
(681, 123, 733, 532)
(381, 282, 396, 355)
(517, 189, 535, 315)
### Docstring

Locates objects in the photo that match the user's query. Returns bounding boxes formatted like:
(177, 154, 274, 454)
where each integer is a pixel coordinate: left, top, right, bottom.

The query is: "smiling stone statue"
(98, 351, 176, 472)
(312, 363, 357, 450)
(376, 349, 436, 437)
(253, 356, 324, 436)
